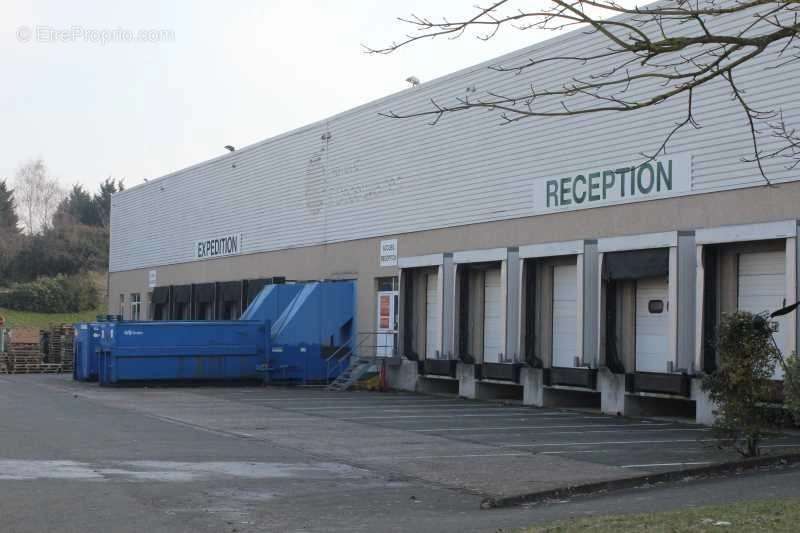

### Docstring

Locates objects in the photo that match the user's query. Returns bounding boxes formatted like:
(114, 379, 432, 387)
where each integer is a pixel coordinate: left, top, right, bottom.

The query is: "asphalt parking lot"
(4, 375, 800, 532)
(190, 385, 799, 472)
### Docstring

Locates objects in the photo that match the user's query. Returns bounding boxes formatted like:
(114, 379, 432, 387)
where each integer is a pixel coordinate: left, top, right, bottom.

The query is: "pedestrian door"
(376, 291, 398, 357)
(635, 277, 670, 373)
(738, 250, 786, 378)
(483, 268, 504, 362)
(552, 264, 578, 368)
(425, 272, 440, 358)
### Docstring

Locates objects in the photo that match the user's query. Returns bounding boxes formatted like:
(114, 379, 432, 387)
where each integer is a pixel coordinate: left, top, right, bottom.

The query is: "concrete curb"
(480, 452, 800, 509)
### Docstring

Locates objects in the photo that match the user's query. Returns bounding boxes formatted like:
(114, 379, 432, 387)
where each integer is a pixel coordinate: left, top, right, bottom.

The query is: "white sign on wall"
(380, 239, 398, 267)
(148, 270, 157, 288)
(194, 233, 244, 260)
(533, 153, 692, 213)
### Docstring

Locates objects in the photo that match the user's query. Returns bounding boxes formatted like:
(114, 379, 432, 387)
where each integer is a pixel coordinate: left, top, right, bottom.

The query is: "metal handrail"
(323, 330, 398, 382)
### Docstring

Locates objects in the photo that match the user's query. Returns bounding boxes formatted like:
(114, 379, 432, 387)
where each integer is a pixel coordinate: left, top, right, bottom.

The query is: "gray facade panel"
(677, 233, 697, 372)
(110, 7, 800, 273)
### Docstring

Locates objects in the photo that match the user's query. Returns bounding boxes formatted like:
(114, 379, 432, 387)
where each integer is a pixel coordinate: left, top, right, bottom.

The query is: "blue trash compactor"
(74, 281, 355, 385)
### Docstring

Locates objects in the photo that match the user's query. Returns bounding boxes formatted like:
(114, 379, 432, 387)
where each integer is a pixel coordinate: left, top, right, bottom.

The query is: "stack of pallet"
(46, 324, 75, 367)
(3, 326, 74, 374)
(57, 325, 75, 372)
(0, 353, 8, 374)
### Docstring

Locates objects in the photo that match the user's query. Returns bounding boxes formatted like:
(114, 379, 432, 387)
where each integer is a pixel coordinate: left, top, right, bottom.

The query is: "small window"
(648, 300, 665, 314)
(130, 293, 141, 320)
(119, 294, 125, 318)
(377, 277, 398, 292)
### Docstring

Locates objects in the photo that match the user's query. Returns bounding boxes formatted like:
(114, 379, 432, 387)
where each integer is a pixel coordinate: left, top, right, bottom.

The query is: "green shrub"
(0, 274, 99, 313)
(783, 353, 800, 424)
(701, 311, 781, 457)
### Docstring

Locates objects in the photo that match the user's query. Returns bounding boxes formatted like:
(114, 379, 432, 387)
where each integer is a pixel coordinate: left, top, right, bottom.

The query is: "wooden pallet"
(0, 325, 75, 374)
(9, 364, 64, 374)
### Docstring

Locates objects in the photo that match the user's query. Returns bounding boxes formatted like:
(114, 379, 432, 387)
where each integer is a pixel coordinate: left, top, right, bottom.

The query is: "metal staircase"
(326, 356, 375, 391)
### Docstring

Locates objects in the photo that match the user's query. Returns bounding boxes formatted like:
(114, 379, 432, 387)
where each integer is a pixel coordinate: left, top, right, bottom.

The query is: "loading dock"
(171, 285, 192, 320)
(192, 283, 215, 320)
(695, 220, 799, 397)
(453, 248, 522, 400)
(217, 281, 244, 320)
(518, 240, 600, 408)
(151, 286, 170, 320)
(245, 279, 269, 310)
(394, 254, 457, 395)
(597, 231, 696, 418)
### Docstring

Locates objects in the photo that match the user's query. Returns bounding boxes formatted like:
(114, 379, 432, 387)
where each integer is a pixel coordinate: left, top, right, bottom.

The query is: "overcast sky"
(0, 0, 572, 193)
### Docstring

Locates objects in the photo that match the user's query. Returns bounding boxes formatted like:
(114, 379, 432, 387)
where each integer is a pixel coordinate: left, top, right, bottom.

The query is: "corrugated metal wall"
(110, 6, 800, 273)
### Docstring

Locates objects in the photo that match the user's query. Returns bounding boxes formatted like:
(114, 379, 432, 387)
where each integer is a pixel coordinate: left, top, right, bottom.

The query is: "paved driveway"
(2, 375, 800, 532)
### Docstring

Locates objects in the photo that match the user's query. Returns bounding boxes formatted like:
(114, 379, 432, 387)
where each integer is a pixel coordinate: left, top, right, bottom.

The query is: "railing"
(324, 330, 398, 383)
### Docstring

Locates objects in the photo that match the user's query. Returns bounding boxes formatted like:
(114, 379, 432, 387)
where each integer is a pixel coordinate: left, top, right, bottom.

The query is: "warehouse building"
(109, 9, 800, 423)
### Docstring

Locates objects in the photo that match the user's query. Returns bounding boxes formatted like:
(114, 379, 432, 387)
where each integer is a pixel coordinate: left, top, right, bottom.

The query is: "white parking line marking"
(231, 396, 462, 402)
(411, 423, 672, 432)
(620, 462, 711, 469)
(343, 414, 598, 420)
(280, 405, 535, 411)
(540, 450, 603, 455)
(388, 453, 534, 460)
(239, 402, 472, 409)
(505, 439, 718, 448)
(530, 428, 711, 436)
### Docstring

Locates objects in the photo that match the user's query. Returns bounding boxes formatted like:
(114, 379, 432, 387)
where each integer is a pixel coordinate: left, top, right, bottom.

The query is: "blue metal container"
(267, 281, 355, 383)
(241, 283, 303, 322)
(97, 320, 269, 385)
(73, 322, 104, 382)
(72, 280, 355, 386)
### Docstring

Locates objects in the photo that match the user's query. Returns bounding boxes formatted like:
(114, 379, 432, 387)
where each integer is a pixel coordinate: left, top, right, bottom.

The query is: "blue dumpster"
(73, 322, 103, 381)
(97, 320, 270, 385)
(73, 280, 356, 386)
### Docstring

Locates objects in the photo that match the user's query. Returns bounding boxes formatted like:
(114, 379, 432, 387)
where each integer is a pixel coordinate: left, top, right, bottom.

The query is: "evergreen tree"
(93, 177, 124, 228)
(53, 184, 96, 227)
(0, 179, 20, 233)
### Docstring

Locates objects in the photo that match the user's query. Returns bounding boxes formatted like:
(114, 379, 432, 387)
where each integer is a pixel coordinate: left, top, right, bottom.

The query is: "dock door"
(634, 277, 670, 373)
(738, 250, 787, 378)
(552, 263, 578, 368)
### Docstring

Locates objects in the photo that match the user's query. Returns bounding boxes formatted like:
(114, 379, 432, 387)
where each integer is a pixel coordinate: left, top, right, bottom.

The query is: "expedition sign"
(194, 233, 243, 260)
(533, 154, 691, 212)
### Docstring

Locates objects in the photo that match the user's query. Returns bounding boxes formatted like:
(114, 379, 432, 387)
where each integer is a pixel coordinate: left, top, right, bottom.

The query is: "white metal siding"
(483, 268, 503, 363)
(552, 264, 578, 368)
(738, 251, 786, 379)
(425, 272, 440, 359)
(635, 278, 671, 373)
(110, 7, 800, 273)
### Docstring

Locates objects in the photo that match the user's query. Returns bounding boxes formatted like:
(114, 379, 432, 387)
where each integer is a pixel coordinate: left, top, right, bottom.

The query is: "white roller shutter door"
(552, 264, 578, 368)
(738, 251, 786, 379)
(483, 268, 504, 363)
(635, 277, 671, 373)
(425, 271, 440, 359)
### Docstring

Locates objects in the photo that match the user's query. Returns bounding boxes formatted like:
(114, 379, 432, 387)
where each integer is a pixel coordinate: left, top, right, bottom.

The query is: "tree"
(53, 184, 95, 228)
(0, 179, 19, 233)
(13, 158, 64, 234)
(370, 0, 800, 183)
(93, 177, 124, 228)
(0, 179, 22, 285)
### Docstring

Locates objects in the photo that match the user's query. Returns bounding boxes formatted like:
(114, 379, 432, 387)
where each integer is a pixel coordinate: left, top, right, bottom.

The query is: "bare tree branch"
(369, 1, 800, 183)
